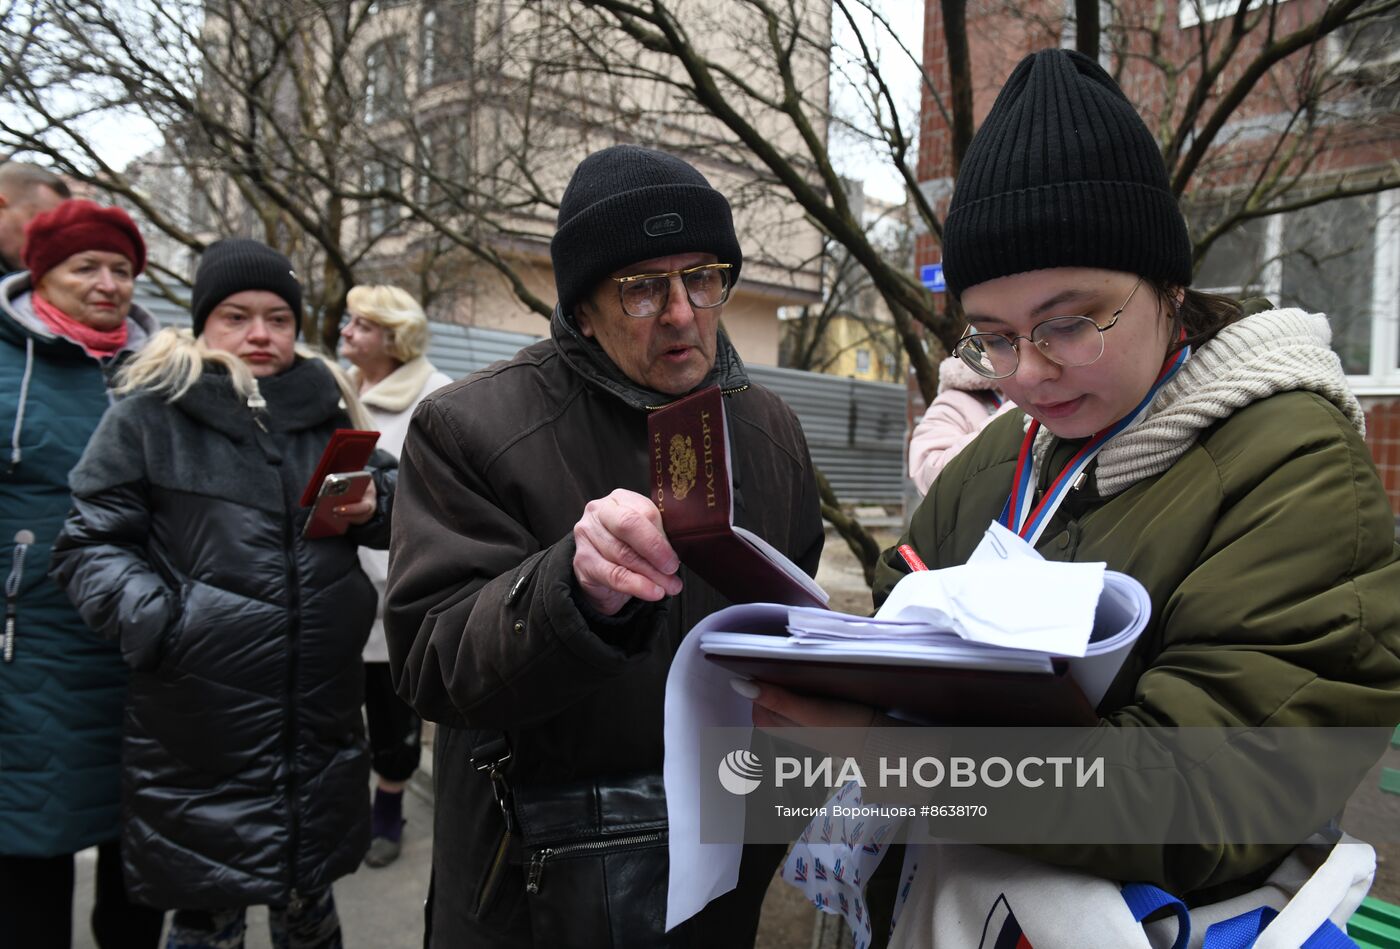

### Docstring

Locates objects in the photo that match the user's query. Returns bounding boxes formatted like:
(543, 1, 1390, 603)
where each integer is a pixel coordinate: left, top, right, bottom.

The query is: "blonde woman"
(52, 239, 395, 949)
(339, 284, 450, 867)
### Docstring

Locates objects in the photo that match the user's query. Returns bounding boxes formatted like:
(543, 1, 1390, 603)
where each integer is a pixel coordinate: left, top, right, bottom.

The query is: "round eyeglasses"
(953, 279, 1144, 380)
(611, 262, 733, 319)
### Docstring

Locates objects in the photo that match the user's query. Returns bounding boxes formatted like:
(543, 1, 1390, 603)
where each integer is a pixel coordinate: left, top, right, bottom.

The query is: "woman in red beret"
(0, 199, 164, 947)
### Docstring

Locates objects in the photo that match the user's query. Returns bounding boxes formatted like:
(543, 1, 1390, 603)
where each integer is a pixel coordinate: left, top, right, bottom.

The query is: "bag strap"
(1122, 882, 1191, 949)
(1298, 920, 1364, 948)
(1121, 882, 1361, 949)
(1201, 907, 1358, 949)
(468, 728, 515, 834)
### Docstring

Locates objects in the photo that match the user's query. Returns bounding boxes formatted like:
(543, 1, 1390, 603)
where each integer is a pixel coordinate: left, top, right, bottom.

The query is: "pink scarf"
(32, 293, 129, 359)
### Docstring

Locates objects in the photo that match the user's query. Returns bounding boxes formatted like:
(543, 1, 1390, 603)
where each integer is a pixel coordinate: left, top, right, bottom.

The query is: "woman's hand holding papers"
(734, 678, 877, 730)
(573, 488, 684, 616)
(734, 679, 927, 803)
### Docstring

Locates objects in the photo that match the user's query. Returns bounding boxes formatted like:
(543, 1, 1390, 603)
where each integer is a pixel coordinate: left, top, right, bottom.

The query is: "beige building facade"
(343, 0, 830, 365)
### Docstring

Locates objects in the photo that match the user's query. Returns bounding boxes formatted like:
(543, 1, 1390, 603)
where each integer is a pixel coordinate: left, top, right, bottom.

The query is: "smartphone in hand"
(303, 471, 373, 540)
(299, 429, 380, 508)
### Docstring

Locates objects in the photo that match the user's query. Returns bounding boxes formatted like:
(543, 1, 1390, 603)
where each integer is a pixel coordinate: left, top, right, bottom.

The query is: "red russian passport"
(648, 385, 828, 609)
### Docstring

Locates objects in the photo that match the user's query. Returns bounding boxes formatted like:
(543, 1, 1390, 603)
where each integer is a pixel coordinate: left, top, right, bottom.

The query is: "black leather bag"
(513, 772, 671, 948)
(468, 731, 674, 947)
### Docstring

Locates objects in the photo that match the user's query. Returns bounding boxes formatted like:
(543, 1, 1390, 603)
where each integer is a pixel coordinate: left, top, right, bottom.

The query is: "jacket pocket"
(505, 549, 548, 607)
(514, 773, 672, 948)
(150, 579, 192, 674)
(117, 578, 187, 674)
(523, 828, 670, 948)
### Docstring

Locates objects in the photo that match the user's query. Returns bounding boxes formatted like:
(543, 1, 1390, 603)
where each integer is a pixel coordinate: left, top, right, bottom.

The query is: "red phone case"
(303, 471, 373, 540)
(299, 429, 380, 507)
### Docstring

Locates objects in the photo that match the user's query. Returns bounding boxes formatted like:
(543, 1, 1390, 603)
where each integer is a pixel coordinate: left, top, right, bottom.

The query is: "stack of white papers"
(698, 522, 1152, 709)
(704, 625, 1055, 675)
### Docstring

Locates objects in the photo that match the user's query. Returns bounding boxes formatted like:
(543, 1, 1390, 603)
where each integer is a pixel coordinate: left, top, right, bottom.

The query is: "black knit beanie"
(942, 48, 1192, 298)
(550, 145, 743, 316)
(190, 238, 304, 336)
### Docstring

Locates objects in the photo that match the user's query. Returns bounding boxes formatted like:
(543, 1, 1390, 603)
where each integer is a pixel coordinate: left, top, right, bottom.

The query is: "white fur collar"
(352, 356, 442, 413)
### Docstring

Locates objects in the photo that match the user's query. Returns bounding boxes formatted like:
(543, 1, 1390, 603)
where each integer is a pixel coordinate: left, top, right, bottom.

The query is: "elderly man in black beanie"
(385, 144, 824, 947)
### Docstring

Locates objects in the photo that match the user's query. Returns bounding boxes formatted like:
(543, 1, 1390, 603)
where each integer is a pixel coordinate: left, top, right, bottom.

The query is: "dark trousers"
(364, 661, 421, 783)
(0, 838, 165, 949)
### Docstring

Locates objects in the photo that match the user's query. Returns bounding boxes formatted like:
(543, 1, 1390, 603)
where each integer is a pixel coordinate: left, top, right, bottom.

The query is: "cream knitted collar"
(1030, 308, 1364, 498)
(350, 356, 441, 413)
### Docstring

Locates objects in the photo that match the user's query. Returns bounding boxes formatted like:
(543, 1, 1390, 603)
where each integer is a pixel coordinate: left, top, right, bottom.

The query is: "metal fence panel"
(424, 322, 544, 379)
(134, 282, 192, 329)
(747, 365, 907, 506)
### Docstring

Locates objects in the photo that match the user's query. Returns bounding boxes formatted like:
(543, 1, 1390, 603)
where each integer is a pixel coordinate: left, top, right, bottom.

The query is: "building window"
(415, 114, 471, 212)
(1327, 9, 1400, 116)
(1279, 197, 1377, 376)
(365, 38, 407, 124)
(855, 348, 871, 375)
(420, 8, 439, 87)
(1328, 7, 1400, 74)
(363, 160, 401, 235)
(365, 46, 382, 123)
(416, 127, 436, 207)
(1194, 191, 1400, 390)
(419, 1, 473, 89)
(1178, 0, 1271, 29)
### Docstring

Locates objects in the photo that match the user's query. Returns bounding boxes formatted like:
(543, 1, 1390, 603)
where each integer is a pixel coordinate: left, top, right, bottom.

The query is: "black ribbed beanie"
(190, 238, 303, 336)
(550, 145, 743, 316)
(942, 48, 1192, 298)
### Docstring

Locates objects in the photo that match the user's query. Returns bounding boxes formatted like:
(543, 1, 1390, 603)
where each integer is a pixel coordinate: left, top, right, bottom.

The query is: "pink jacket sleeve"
(909, 391, 1013, 495)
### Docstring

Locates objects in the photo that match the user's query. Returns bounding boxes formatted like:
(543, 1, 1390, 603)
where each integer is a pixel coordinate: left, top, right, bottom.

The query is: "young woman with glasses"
(735, 48, 1400, 946)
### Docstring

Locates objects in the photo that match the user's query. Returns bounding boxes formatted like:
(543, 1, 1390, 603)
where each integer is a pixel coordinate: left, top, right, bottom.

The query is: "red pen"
(897, 544, 928, 572)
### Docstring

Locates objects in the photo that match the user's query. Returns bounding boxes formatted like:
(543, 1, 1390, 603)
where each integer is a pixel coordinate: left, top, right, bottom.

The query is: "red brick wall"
(1365, 401, 1400, 514)
(914, 0, 1400, 268)
(918, 0, 949, 184)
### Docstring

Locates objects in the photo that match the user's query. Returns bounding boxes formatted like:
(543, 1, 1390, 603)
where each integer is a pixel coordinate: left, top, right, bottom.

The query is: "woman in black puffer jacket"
(51, 239, 393, 949)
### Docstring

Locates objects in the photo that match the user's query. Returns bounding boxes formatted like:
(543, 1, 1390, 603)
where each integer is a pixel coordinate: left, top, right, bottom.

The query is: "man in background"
(0, 161, 70, 273)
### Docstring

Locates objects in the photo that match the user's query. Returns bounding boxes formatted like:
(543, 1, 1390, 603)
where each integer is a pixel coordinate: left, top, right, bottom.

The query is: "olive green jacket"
(876, 385, 1400, 898)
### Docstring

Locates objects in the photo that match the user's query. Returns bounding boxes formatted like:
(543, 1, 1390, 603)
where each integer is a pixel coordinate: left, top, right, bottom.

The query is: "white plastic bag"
(887, 833, 1373, 949)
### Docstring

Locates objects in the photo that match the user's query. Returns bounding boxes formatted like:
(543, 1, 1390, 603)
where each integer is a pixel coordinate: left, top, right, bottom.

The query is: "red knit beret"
(21, 200, 147, 284)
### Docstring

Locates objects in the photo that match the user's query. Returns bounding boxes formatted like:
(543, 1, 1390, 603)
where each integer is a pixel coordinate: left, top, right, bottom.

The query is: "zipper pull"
(4, 602, 15, 662)
(247, 382, 269, 433)
(526, 848, 552, 894)
(4, 530, 32, 663)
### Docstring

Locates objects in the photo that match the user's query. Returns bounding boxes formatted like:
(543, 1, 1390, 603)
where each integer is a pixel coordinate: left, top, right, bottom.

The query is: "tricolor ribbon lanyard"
(999, 339, 1190, 548)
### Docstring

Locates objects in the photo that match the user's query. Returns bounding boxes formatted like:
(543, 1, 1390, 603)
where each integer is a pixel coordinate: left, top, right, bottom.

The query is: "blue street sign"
(919, 263, 946, 293)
